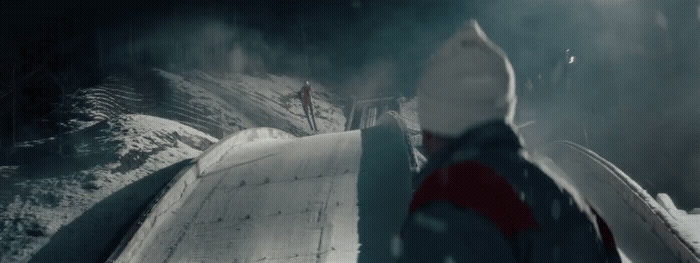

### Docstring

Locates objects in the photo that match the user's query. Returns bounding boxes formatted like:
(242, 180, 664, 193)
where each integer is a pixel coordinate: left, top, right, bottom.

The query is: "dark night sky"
(1, 0, 699, 208)
(0, 0, 476, 95)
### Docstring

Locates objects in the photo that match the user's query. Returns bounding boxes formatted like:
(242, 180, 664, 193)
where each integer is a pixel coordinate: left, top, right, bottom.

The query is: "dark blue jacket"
(396, 121, 621, 262)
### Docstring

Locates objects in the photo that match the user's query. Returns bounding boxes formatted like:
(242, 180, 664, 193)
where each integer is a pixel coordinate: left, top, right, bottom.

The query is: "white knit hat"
(417, 19, 516, 137)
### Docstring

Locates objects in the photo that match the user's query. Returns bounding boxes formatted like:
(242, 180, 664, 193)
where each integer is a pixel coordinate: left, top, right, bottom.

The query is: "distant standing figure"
(299, 80, 318, 131)
(394, 20, 621, 262)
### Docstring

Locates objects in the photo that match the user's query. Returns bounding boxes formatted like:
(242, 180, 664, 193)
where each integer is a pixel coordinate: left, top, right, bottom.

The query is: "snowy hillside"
(156, 69, 347, 137)
(0, 68, 353, 262)
(61, 77, 157, 130)
(0, 115, 217, 262)
(63, 69, 345, 138)
(61, 69, 347, 138)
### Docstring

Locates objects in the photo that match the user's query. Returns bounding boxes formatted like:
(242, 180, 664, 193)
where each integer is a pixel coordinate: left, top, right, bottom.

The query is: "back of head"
(417, 20, 516, 137)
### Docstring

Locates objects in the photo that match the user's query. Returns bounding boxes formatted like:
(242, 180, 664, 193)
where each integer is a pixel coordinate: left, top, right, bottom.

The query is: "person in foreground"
(394, 20, 621, 262)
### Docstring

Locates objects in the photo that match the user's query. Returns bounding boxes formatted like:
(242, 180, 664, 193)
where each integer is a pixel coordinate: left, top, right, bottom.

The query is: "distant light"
(568, 56, 576, 64)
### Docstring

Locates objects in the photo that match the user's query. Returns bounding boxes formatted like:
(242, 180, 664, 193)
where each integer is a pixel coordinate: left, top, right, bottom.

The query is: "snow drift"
(1, 68, 351, 262)
(1, 114, 217, 262)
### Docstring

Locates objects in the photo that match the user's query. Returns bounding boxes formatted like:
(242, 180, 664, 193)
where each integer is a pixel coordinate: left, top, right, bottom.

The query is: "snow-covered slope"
(60, 69, 347, 139)
(63, 77, 157, 129)
(156, 69, 346, 137)
(0, 115, 217, 262)
(110, 113, 416, 263)
(0, 66, 392, 262)
(534, 141, 700, 262)
(0, 67, 353, 262)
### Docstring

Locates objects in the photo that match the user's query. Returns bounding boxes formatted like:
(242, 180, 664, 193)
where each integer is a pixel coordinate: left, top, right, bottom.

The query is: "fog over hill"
(2, 0, 697, 208)
(0, 3, 698, 260)
(0, 69, 350, 262)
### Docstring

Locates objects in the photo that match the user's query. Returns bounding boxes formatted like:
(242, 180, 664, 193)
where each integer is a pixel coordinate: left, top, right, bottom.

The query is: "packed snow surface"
(116, 130, 364, 262)
(112, 114, 416, 262)
(0, 115, 217, 262)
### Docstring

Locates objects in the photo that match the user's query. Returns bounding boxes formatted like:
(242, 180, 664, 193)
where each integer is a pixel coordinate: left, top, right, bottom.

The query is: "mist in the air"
(473, 0, 700, 209)
(1, 0, 698, 208)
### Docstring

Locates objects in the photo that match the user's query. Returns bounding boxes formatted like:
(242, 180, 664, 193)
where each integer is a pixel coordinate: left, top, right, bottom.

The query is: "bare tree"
(50, 74, 67, 155)
(0, 60, 45, 152)
(49, 63, 80, 156)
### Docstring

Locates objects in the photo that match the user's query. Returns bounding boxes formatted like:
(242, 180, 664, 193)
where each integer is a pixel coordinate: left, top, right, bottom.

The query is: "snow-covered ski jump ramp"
(109, 115, 414, 262)
(536, 141, 700, 263)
